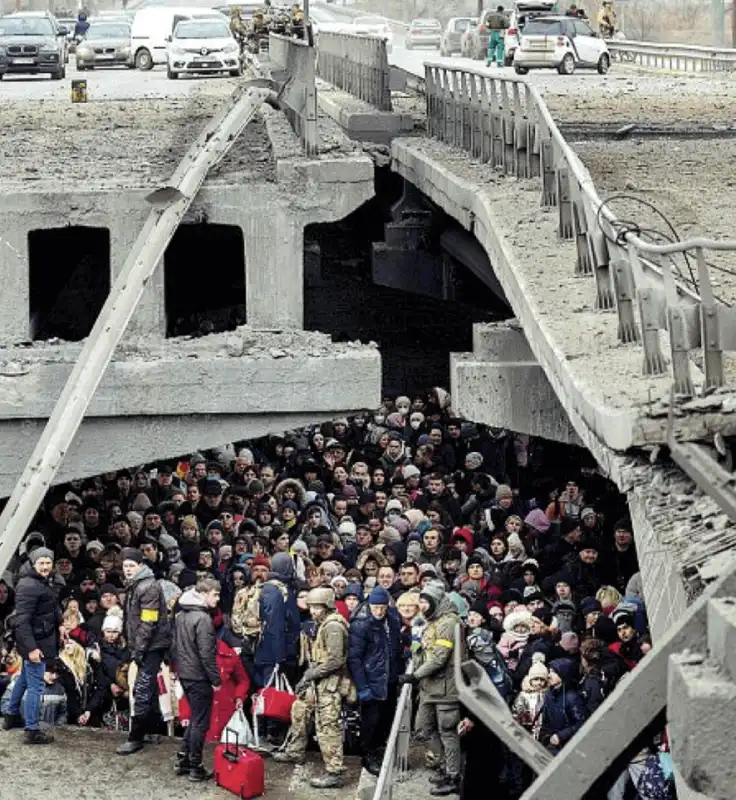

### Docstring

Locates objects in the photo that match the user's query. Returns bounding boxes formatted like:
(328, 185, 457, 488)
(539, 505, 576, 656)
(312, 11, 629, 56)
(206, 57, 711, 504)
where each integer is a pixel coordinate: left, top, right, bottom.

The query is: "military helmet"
(306, 587, 335, 609)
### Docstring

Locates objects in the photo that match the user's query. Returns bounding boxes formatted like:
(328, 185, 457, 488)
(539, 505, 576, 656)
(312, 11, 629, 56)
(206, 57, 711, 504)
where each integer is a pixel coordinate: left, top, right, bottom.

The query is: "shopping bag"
(221, 708, 255, 747)
(252, 665, 295, 724)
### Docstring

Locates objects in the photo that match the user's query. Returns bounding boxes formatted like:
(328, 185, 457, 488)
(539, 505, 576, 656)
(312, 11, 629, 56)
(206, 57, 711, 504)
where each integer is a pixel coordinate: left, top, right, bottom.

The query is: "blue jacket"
(539, 658, 588, 750)
(255, 578, 299, 668)
(348, 602, 402, 701)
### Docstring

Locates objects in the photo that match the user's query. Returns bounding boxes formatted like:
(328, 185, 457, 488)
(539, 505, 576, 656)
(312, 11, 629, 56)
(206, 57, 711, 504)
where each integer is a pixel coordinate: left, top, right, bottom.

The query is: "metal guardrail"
(608, 39, 736, 72)
(316, 30, 392, 111)
(268, 33, 319, 155)
(372, 665, 412, 800)
(422, 62, 736, 398)
(0, 80, 276, 579)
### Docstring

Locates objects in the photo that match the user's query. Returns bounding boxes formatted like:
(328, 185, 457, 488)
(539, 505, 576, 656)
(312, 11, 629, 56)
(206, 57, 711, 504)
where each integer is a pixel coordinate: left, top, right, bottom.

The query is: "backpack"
(231, 580, 289, 641)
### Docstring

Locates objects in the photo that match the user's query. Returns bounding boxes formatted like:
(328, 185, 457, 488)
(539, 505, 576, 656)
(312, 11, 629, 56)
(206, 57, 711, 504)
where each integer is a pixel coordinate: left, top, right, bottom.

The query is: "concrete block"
(0, 225, 30, 344)
(473, 321, 534, 362)
(318, 88, 414, 146)
(0, 412, 341, 500)
(707, 598, 736, 681)
(668, 654, 736, 799)
(0, 346, 381, 419)
(451, 355, 582, 445)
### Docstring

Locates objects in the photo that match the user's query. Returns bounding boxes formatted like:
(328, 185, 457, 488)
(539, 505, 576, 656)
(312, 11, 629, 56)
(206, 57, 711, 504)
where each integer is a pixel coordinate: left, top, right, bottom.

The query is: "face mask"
(397, 403, 410, 415)
(410, 419, 422, 430)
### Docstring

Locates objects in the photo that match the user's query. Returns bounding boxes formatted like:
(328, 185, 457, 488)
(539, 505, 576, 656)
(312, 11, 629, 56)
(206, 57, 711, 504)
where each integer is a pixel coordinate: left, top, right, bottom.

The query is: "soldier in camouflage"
(274, 587, 351, 789)
(399, 581, 462, 797)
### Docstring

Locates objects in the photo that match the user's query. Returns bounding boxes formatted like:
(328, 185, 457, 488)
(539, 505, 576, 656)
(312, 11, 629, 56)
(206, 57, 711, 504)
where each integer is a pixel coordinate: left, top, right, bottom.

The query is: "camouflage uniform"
(284, 611, 349, 774)
(412, 586, 462, 781)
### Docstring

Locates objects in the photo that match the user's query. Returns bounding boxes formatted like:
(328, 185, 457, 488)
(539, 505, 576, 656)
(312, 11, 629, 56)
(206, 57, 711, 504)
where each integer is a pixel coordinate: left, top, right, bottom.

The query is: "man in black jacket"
(2, 547, 60, 744)
(172, 578, 222, 782)
(117, 547, 172, 756)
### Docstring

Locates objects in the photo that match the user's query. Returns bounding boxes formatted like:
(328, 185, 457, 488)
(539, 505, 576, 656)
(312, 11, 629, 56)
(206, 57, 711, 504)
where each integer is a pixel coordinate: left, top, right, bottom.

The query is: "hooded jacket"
(255, 552, 300, 669)
(11, 561, 61, 660)
(172, 588, 220, 686)
(412, 584, 461, 703)
(347, 601, 402, 701)
(539, 658, 588, 750)
(274, 478, 307, 508)
(124, 564, 172, 662)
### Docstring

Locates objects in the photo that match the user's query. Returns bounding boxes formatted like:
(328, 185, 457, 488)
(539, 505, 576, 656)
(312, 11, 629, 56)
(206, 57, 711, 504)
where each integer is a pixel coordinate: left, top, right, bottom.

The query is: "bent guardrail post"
(372, 664, 413, 800)
(268, 33, 318, 155)
(695, 247, 725, 390)
(453, 625, 553, 774)
(0, 81, 276, 579)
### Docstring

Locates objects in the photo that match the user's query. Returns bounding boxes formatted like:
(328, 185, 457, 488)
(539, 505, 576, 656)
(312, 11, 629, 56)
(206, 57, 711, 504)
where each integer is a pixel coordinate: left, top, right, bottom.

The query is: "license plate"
(13, 57, 35, 64)
(98, 54, 115, 59)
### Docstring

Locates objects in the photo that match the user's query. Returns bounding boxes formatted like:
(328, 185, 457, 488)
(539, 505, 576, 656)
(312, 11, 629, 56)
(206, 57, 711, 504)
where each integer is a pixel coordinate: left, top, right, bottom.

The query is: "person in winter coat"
(400, 581, 462, 797)
(117, 547, 172, 756)
(2, 547, 60, 744)
(538, 658, 588, 754)
(255, 552, 300, 689)
(347, 586, 402, 774)
(178, 636, 249, 743)
(171, 578, 222, 781)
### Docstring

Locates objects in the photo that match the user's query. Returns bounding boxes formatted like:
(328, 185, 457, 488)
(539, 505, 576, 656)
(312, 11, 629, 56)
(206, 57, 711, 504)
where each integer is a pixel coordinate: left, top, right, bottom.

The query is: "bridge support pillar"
(451, 321, 583, 446)
(0, 222, 30, 345)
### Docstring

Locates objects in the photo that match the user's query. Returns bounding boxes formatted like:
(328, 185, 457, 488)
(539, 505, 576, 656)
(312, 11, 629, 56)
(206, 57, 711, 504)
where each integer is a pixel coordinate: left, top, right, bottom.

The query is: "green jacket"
(412, 598, 461, 703)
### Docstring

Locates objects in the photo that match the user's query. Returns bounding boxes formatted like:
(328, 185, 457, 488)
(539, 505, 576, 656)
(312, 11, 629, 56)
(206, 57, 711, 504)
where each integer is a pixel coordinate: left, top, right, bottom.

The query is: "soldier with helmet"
(597, 0, 616, 38)
(229, 6, 248, 42)
(274, 586, 353, 789)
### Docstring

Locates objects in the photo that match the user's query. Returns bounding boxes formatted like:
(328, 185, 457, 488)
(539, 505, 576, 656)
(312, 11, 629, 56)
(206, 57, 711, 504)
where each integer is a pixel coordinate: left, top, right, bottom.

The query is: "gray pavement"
(0, 726, 362, 800)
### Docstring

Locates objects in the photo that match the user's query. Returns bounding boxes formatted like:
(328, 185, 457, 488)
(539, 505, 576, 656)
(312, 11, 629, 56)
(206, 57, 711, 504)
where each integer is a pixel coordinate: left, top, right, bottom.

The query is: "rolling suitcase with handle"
(214, 727, 266, 799)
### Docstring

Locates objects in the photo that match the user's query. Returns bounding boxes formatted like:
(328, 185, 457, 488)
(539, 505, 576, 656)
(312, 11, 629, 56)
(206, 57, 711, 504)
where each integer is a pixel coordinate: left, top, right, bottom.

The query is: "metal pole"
(0, 82, 274, 579)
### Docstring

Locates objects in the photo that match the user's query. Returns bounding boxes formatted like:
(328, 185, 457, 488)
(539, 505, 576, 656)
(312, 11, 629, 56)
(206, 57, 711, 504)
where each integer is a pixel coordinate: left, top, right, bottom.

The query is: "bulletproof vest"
(311, 612, 348, 665)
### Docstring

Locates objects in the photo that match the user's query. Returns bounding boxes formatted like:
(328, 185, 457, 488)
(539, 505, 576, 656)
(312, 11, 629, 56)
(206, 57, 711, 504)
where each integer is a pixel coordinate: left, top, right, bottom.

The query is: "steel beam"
(0, 81, 275, 578)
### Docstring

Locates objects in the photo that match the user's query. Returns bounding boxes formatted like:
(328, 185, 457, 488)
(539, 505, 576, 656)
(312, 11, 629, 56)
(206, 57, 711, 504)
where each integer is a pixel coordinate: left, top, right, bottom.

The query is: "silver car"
(405, 18, 441, 50)
(76, 21, 134, 69)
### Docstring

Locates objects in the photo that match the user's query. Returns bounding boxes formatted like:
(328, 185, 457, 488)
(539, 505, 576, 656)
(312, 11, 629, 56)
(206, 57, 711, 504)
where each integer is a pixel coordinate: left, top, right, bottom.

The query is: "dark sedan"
(76, 21, 134, 69)
(0, 13, 67, 79)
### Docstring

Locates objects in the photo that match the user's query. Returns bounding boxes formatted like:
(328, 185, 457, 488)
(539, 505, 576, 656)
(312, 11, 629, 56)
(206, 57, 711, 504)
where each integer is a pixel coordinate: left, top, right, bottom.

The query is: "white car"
(503, 0, 555, 66)
(513, 15, 610, 75)
(405, 18, 441, 50)
(166, 16, 241, 79)
(353, 15, 393, 52)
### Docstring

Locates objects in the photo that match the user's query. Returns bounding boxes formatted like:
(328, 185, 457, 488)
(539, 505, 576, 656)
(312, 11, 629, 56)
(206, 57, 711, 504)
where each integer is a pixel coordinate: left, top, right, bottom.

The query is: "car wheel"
(229, 67, 242, 77)
(504, 54, 513, 66)
(77, 63, 86, 71)
(135, 48, 153, 71)
(514, 65, 529, 74)
(597, 52, 610, 74)
(166, 66, 178, 80)
(558, 52, 575, 74)
(51, 67, 64, 80)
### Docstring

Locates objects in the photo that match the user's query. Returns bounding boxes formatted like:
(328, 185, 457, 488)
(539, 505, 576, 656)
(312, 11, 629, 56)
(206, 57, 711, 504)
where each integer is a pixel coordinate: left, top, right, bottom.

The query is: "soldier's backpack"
(231, 580, 289, 654)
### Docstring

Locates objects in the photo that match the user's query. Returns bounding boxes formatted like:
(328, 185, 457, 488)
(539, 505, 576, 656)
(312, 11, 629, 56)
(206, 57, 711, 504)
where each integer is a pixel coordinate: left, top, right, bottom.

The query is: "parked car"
(0, 12, 67, 79)
(131, 5, 223, 70)
(439, 16, 475, 56)
(460, 9, 501, 60)
(76, 21, 134, 70)
(166, 15, 241, 79)
(503, 0, 555, 66)
(9, 9, 69, 63)
(353, 15, 393, 52)
(405, 18, 441, 50)
(513, 15, 611, 74)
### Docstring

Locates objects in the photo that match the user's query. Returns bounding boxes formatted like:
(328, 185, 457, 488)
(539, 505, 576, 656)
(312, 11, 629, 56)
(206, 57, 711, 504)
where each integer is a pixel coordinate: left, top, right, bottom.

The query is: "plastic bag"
(222, 708, 255, 747)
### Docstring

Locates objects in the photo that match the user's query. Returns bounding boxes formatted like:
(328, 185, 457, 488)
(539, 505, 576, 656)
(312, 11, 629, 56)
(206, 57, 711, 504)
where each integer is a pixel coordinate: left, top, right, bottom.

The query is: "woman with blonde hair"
(596, 586, 621, 615)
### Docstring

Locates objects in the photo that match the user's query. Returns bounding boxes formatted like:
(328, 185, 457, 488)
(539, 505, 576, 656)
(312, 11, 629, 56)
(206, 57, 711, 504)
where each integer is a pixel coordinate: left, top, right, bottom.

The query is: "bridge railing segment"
(315, 31, 393, 111)
(422, 61, 736, 398)
(608, 39, 736, 72)
(268, 33, 319, 154)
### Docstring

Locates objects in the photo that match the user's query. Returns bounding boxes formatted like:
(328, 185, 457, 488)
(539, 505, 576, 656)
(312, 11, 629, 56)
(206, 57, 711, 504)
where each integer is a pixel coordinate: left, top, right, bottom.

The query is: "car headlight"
(170, 46, 185, 56)
(0, 46, 6, 56)
(223, 42, 238, 52)
(77, 46, 91, 56)
(40, 46, 58, 53)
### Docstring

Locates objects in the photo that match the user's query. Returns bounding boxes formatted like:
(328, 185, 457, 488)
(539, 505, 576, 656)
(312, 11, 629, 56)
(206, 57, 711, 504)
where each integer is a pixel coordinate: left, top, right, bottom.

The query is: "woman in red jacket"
(179, 639, 250, 742)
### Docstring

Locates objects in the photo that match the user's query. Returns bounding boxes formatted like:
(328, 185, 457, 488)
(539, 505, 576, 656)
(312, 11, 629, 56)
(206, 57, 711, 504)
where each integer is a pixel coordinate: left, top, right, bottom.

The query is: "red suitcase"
(214, 729, 266, 799)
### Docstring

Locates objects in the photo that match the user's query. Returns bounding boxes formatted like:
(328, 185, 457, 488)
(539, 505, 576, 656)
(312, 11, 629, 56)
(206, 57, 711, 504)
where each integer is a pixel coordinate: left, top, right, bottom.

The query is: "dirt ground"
(0, 85, 275, 191)
(0, 727, 362, 800)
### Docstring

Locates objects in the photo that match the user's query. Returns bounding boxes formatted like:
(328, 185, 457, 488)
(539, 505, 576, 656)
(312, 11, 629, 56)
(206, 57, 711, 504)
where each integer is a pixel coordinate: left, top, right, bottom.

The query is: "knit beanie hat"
(469, 598, 491, 626)
(29, 547, 55, 565)
(527, 652, 549, 681)
(495, 484, 513, 501)
(368, 586, 390, 605)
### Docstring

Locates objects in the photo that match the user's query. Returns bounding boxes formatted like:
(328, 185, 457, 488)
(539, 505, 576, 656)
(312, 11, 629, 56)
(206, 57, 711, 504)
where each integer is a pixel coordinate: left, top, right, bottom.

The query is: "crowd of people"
(0, 389, 672, 798)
